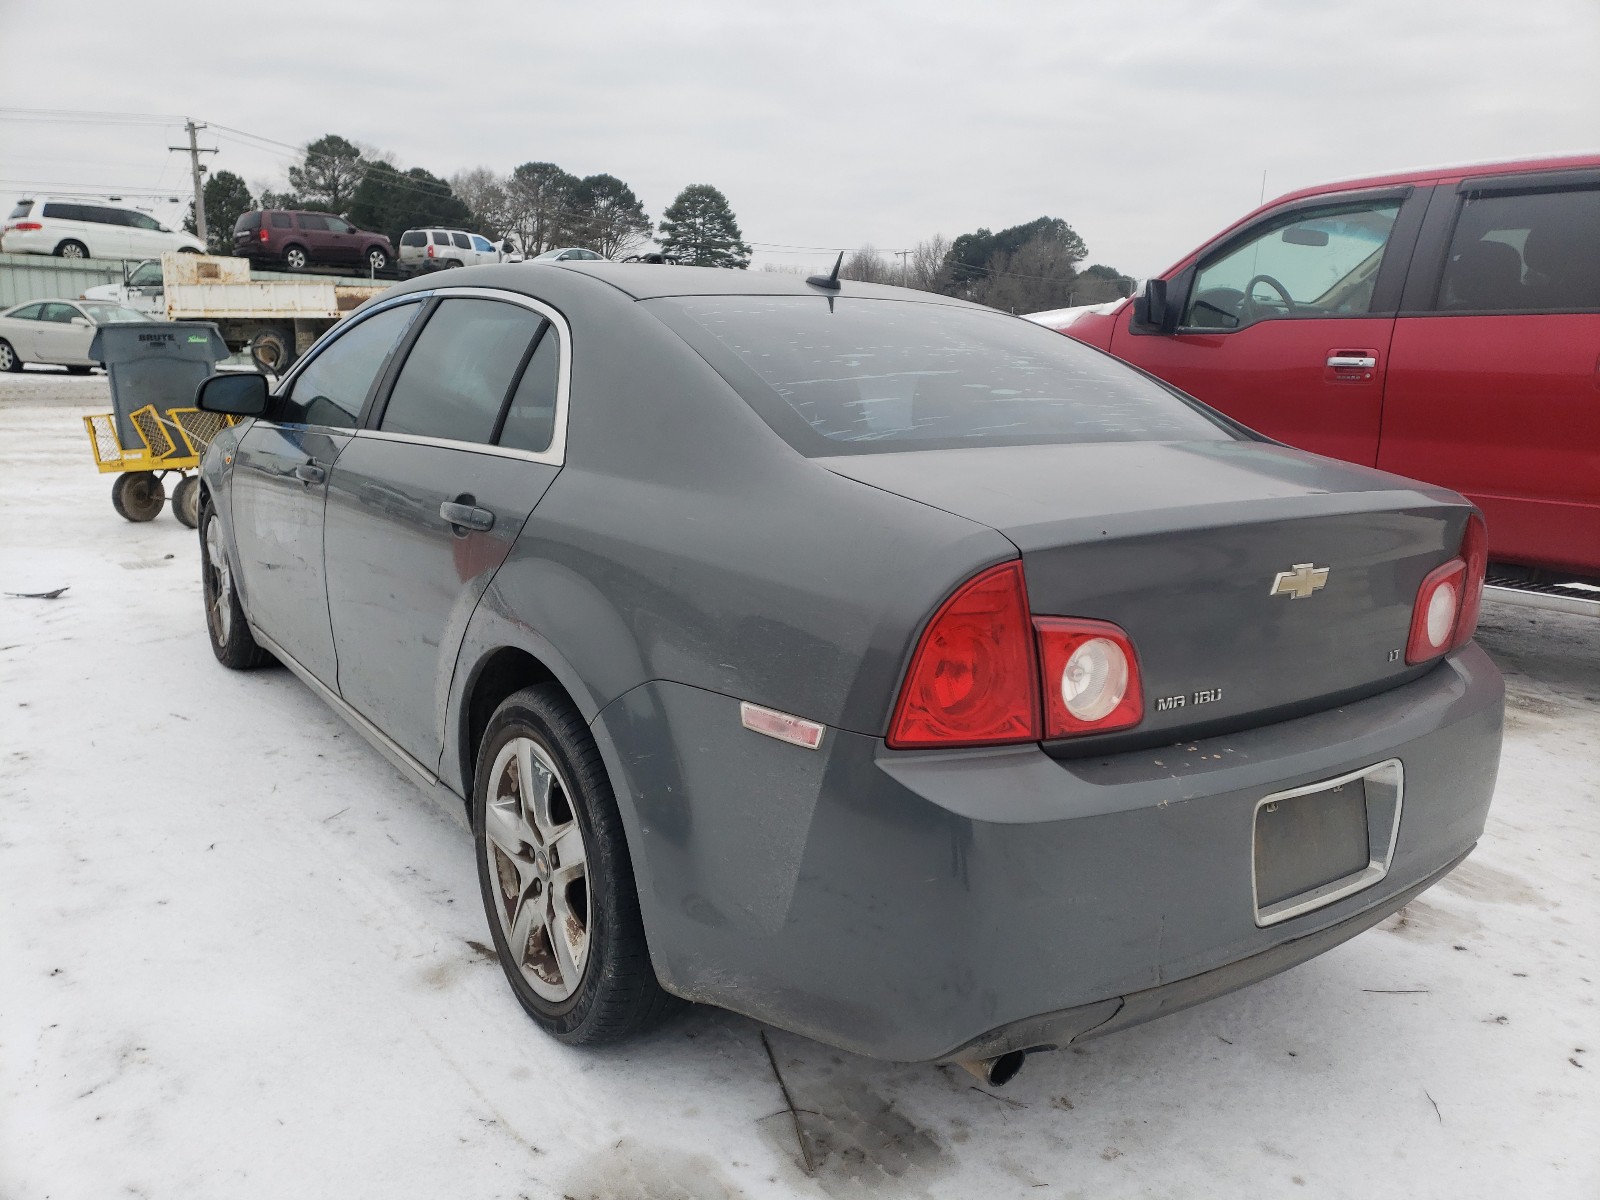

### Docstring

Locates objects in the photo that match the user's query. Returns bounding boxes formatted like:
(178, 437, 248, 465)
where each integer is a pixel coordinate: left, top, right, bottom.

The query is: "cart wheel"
(172, 476, 201, 528)
(111, 472, 165, 522)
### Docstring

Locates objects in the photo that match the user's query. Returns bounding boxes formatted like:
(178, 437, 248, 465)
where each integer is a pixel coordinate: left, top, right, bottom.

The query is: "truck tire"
(111, 472, 164, 522)
(249, 327, 295, 374)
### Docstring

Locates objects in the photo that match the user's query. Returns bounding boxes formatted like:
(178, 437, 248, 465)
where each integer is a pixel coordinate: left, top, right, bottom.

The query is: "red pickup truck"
(1034, 154, 1599, 608)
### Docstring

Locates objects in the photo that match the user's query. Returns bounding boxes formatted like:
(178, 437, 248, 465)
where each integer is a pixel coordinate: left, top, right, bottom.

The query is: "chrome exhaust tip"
(956, 1049, 1029, 1087)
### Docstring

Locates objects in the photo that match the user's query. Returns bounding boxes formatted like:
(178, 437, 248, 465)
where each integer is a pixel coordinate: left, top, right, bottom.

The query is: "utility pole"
(896, 248, 910, 287)
(170, 119, 218, 245)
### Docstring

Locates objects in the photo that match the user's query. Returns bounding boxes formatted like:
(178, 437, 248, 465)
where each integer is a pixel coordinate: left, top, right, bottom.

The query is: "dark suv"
(233, 209, 394, 274)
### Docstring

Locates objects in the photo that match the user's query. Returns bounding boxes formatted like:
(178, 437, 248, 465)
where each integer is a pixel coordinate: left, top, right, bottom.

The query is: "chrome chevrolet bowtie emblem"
(1270, 563, 1330, 600)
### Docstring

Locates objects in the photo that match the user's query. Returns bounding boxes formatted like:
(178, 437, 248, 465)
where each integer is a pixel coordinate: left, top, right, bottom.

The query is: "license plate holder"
(1252, 760, 1404, 927)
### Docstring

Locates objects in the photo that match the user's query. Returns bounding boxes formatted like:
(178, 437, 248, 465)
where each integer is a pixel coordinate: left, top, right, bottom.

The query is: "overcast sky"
(1, 0, 1596, 276)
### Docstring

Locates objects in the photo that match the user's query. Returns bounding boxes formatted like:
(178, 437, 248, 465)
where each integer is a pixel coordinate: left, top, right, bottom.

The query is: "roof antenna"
(807, 251, 843, 291)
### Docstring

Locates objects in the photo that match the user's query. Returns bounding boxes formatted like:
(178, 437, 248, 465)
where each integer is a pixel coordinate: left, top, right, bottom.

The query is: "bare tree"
(450, 167, 512, 237)
(906, 234, 951, 292)
(840, 244, 894, 284)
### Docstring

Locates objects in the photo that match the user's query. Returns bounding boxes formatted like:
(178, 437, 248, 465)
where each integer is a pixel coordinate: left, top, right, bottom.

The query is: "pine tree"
(658, 185, 751, 269)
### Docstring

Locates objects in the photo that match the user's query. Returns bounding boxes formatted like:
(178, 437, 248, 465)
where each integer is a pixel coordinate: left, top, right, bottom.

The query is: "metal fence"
(0, 251, 129, 306)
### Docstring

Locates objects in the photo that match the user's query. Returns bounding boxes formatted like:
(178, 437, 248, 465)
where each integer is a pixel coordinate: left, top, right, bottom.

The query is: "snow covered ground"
(2, 372, 1596, 1200)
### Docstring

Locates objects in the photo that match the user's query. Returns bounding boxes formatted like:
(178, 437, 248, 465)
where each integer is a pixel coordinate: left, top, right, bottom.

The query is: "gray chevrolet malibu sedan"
(193, 263, 1502, 1084)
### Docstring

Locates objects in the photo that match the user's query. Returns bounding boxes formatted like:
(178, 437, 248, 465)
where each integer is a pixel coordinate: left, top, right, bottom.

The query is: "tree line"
(185, 132, 1133, 308)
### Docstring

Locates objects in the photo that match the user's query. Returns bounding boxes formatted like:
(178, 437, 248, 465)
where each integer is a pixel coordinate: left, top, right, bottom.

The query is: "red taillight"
(1035, 618, 1143, 737)
(427, 243, 435, 257)
(1454, 513, 1487, 650)
(259, 227, 268, 242)
(886, 562, 1040, 748)
(1406, 513, 1488, 664)
(887, 561, 1147, 749)
(12, 221, 42, 231)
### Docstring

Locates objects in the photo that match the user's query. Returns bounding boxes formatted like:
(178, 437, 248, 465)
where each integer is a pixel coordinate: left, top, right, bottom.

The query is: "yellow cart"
(83, 405, 236, 527)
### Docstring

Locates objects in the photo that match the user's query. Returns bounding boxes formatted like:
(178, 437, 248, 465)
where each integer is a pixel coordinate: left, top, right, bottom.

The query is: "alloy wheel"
(483, 736, 592, 1002)
(203, 514, 233, 645)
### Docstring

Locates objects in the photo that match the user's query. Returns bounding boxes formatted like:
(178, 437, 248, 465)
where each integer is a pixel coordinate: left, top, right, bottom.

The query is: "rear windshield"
(651, 296, 1235, 455)
(235, 211, 261, 232)
(400, 230, 426, 247)
(9, 201, 32, 219)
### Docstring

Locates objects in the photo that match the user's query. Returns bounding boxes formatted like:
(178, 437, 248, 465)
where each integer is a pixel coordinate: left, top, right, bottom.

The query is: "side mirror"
(196, 372, 269, 416)
(71, 316, 91, 328)
(1133, 277, 1178, 334)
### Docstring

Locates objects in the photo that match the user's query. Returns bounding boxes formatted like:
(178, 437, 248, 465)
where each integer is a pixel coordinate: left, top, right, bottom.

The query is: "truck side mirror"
(196, 372, 269, 416)
(1133, 277, 1177, 334)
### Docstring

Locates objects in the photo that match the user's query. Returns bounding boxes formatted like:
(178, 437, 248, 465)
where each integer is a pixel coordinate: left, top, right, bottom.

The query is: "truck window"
(1436, 187, 1600, 312)
(1183, 200, 1401, 330)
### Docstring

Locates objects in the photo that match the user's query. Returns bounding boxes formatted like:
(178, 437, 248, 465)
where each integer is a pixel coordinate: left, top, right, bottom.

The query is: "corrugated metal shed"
(0, 252, 125, 307)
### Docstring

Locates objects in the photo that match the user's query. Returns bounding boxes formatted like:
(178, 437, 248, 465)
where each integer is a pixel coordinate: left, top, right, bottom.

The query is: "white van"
(1, 197, 205, 260)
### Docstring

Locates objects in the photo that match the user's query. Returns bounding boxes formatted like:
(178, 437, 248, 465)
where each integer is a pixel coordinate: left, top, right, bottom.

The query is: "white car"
(397, 228, 507, 272)
(532, 246, 608, 262)
(81, 258, 168, 318)
(0, 299, 147, 373)
(1, 197, 204, 260)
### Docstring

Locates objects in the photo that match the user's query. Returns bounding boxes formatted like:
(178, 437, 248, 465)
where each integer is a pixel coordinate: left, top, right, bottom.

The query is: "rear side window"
(41, 202, 85, 221)
(9, 201, 32, 219)
(270, 212, 293, 229)
(380, 299, 542, 444)
(283, 302, 419, 428)
(297, 213, 328, 232)
(1437, 186, 1600, 312)
(9, 303, 45, 320)
(400, 230, 426, 247)
(498, 328, 560, 452)
(235, 212, 261, 232)
(451, 232, 471, 250)
(653, 296, 1234, 455)
(432, 231, 452, 245)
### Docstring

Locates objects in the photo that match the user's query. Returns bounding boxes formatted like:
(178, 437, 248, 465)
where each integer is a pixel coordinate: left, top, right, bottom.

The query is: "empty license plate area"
(1252, 760, 1404, 927)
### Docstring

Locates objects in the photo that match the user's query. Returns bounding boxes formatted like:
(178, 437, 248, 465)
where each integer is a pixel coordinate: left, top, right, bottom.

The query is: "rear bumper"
(594, 643, 1503, 1062)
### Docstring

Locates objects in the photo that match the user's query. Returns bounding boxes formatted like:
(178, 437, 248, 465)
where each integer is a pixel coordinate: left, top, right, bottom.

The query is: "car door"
(293, 213, 335, 264)
(1381, 172, 1600, 575)
(229, 300, 423, 685)
(471, 234, 499, 264)
(323, 215, 360, 263)
(323, 291, 567, 768)
(1109, 189, 1424, 465)
(33, 303, 90, 363)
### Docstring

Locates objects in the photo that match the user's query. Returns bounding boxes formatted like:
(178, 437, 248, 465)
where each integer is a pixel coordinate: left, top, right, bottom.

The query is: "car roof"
(535, 261, 989, 306)
(1270, 151, 1600, 205)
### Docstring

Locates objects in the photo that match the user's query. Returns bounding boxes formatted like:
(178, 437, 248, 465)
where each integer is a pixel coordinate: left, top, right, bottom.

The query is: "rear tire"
(474, 685, 678, 1045)
(55, 240, 89, 259)
(65, 365, 92, 375)
(111, 472, 164, 522)
(172, 475, 200, 528)
(0, 340, 21, 372)
(200, 498, 271, 669)
(282, 245, 310, 271)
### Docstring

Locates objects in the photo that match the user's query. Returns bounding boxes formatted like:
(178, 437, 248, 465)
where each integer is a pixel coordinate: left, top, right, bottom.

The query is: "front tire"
(55, 239, 89, 259)
(366, 246, 389, 273)
(111, 471, 164, 521)
(0, 339, 21, 372)
(474, 685, 676, 1044)
(200, 498, 271, 669)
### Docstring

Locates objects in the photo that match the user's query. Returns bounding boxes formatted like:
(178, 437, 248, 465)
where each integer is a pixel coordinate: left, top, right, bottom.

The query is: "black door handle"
(293, 462, 326, 484)
(440, 500, 495, 532)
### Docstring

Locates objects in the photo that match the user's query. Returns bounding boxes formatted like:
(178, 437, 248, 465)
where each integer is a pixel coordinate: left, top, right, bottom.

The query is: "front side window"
(129, 261, 164, 286)
(282, 303, 419, 428)
(325, 217, 353, 235)
(40, 303, 81, 323)
(128, 212, 161, 231)
(380, 299, 542, 444)
(471, 235, 495, 252)
(1184, 200, 1401, 330)
(1436, 186, 1600, 312)
(652, 296, 1233, 455)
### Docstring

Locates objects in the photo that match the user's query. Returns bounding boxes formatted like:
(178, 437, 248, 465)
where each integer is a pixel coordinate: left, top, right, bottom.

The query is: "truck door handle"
(293, 462, 326, 484)
(1326, 355, 1377, 369)
(440, 500, 495, 532)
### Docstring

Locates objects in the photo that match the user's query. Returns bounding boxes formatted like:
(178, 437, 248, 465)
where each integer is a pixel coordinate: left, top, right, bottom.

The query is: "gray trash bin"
(88, 321, 231, 449)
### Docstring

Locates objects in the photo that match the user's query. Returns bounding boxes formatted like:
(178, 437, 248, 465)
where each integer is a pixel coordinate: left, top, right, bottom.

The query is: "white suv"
(397, 228, 506, 273)
(1, 197, 204, 260)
